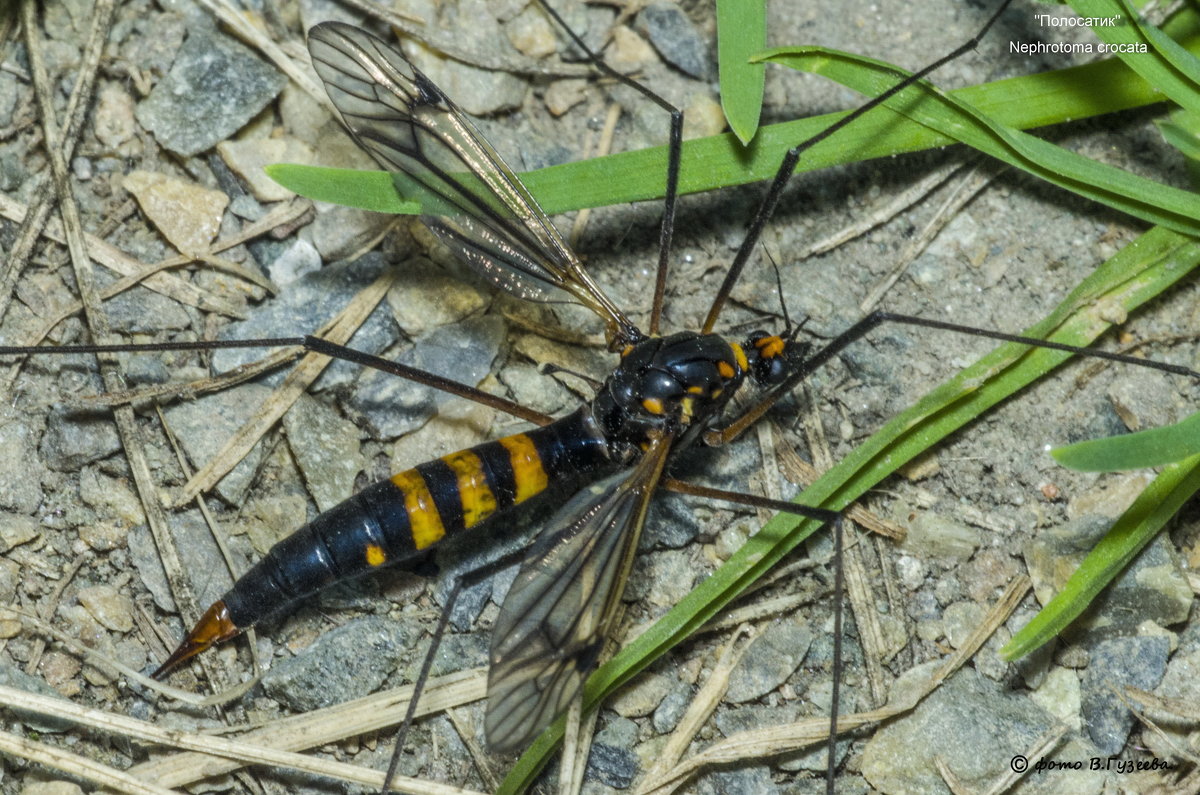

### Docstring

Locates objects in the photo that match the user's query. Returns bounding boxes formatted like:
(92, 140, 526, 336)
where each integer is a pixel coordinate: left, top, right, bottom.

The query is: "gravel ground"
(1, 1, 1198, 793)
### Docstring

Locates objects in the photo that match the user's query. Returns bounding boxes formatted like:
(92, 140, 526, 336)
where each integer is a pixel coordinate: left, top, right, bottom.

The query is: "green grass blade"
(552, 4, 1197, 211)
(1052, 409, 1200, 470)
(1069, 0, 1200, 115)
(1002, 452, 1200, 660)
(270, 6, 1200, 218)
(263, 163, 418, 214)
(497, 225, 1200, 793)
(1159, 109, 1200, 159)
(759, 39, 1200, 235)
(717, 0, 766, 144)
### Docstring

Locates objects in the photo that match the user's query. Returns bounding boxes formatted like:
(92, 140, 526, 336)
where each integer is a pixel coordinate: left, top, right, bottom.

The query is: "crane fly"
(148, 19, 838, 755)
(3, 1, 1199, 793)
(140, 10, 1200, 790)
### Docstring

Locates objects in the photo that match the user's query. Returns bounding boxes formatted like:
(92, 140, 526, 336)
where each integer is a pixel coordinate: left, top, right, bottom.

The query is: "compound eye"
(758, 354, 790, 386)
(746, 333, 790, 385)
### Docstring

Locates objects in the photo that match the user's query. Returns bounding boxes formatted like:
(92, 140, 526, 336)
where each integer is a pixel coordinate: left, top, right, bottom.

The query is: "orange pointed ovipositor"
(152, 601, 241, 679)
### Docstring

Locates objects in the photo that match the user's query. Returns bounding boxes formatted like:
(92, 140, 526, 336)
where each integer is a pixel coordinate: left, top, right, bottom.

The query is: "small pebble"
(217, 137, 315, 202)
(77, 584, 135, 633)
(123, 170, 230, 257)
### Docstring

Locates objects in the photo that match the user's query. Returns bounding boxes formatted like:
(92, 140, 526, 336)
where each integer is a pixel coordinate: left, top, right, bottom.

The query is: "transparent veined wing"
(485, 436, 672, 752)
(307, 22, 638, 347)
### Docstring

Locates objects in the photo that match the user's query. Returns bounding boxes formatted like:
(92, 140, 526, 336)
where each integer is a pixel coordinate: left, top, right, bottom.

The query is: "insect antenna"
(701, 0, 1016, 334)
(762, 247, 796, 338)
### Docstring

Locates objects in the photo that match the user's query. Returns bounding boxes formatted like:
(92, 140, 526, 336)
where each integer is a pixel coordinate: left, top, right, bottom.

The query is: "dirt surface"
(1, 0, 1198, 793)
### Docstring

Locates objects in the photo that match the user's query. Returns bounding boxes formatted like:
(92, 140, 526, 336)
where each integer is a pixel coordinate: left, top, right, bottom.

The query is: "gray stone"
(71, 156, 93, 180)
(900, 511, 981, 562)
(637, 3, 710, 79)
(39, 408, 120, 472)
(0, 150, 27, 193)
(585, 742, 638, 789)
(696, 765, 779, 795)
(0, 514, 40, 553)
(163, 383, 272, 505)
(932, 573, 964, 605)
(0, 405, 47, 512)
(267, 238, 322, 287)
(228, 193, 265, 222)
(725, 618, 813, 703)
(102, 280, 194, 335)
(384, 257, 489, 338)
(652, 683, 691, 733)
(894, 554, 929, 590)
(435, 570, 494, 635)
(497, 361, 573, 417)
(907, 588, 940, 622)
(127, 523, 174, 615)
(118, 352, 172, 386)
(609, 671, 671, 718)
(861, 667, 1095, 794)
(76, 584, 134, 633)
(715, 702, 801, 736)
(595, 714, 639, 750)
(801, 624, 861, 678)
(627, 548, 701, 609)
(77, 467, 143, 527)
(308, 203, 394, 263)
(129, 510, 232, 615)
(402, 16, 527, 115)
(1080, 636, 1169, 754)
(261, 615, 410, 712)
(347, 315, 504, 440)
(136, 28, 286, 156)
(0, 663, 73, 732)
(976, 629, 1016, 682)
(0, 72, 18, 127)
(45, 0, 92, 38)
(1030, 665, 1082, 731)
(641, 491, 702, 550)
(212, 252, 399, 392)
(426, 631, 488, 679)
(282, 394, 365, 513)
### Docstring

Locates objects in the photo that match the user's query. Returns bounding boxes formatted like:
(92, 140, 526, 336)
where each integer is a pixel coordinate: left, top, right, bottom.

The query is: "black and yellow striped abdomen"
(221, 407, 609, 630)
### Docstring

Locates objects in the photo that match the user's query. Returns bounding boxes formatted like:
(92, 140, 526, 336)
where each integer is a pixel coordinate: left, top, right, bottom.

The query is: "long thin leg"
(0, 335, 554, 426)
(697, 304, 1200, 791)
(701, 0, 1017, 333)
(381, 542, 534, 794)
(667, 481, 847, 793)
(655, 471, 854, 793)
(662, 477, 838, 524)
(826, 510, 844, 795)
(373, 485, 838, 795)
(707, 311, 1200, 447)
(534, 0, 682, 336)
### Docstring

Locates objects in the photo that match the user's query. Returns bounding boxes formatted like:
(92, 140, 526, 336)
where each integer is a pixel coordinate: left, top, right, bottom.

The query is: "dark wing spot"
(411, 72, 445, 106)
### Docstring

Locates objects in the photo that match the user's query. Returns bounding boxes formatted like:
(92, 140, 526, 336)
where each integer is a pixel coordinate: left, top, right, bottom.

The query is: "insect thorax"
(590, 331, 750, 457)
